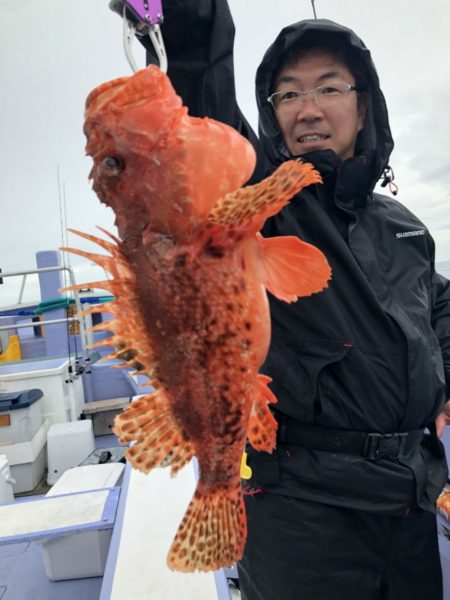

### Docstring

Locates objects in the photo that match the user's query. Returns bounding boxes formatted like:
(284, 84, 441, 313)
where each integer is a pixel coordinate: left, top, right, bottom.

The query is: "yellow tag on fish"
(240, 452, 252, 480)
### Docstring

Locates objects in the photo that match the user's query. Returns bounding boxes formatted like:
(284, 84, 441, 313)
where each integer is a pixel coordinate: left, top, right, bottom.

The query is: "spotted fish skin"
(64, 65, 331, 572)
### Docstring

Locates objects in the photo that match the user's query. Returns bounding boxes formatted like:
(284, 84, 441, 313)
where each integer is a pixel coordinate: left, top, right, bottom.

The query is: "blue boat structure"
(0, 250, 239, 599)
(0, 250, 449, 599)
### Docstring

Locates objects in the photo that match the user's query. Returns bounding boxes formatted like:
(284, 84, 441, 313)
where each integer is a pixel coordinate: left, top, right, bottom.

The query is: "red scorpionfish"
(64, 65, 331, 573)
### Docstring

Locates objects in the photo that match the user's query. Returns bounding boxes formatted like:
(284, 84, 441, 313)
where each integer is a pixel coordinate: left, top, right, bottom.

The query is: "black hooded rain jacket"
(145, 1, 450, 515)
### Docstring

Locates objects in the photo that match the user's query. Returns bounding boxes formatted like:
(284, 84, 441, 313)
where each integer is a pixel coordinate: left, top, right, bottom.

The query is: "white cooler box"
(0, 389, 43, 444)
(47, 420, 95, 485)
(0, 389, 47, 494)
(0, 455, 15, 504)
(41, 463, 124, 580)
(0, 357, 83, 424)
(0, 423, 48, 494)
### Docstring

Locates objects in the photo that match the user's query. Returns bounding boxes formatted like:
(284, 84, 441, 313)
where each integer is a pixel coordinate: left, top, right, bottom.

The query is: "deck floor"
(0, 542, 102, 600)
(0, 434, 118, 600)
(0, 433, 240, 599)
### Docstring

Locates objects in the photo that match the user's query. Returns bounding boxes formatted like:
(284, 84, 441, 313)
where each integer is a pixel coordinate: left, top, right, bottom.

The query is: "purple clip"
(110, 0, 163, 27)
(109, 0, 167, 72)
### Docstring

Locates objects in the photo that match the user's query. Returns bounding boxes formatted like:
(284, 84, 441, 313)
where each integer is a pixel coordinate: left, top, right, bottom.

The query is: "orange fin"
(61, 278, 126, 294)
(62, 228, 156, 385)
(247, 374, 278, 452)
(167, 485, 246, 572)
(258, 233, 332, 303)
(60, 246, 117, 276)
(61, 228, 134, 284)
(113, 391, 194, 476)
(208, 160, 321, 234)
(67, 227, 119, 254)
(75, 302, 115, 318)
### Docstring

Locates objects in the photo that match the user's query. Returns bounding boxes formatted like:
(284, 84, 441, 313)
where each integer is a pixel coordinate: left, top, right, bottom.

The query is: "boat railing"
(0, 265, 93, 352)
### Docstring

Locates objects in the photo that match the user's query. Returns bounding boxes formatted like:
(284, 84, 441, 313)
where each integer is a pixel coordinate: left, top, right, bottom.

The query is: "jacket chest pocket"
(262, 338, 351, 421)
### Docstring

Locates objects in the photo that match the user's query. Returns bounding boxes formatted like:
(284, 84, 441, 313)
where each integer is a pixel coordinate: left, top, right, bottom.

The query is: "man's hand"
(435, 400, 450, 437)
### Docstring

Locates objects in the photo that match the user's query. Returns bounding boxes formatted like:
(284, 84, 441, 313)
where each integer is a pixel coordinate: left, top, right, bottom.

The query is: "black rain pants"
(238, 492, 442, 600)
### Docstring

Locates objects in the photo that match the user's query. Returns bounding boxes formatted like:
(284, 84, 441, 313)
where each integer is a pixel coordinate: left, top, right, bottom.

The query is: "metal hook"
(148, 25, 167, 73)
(113, 1, 168, 73)
(122, 4, 139, 72)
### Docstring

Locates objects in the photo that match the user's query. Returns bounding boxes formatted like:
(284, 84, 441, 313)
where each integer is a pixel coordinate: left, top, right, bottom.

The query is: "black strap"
(277, 419, 424, 461)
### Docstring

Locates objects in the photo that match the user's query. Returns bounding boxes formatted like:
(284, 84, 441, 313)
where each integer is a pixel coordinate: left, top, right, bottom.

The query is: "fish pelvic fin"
(247, 374, 278, 452)
(167, 483, 246, 572)
(113, 391, 194, 476)
(208, 160, 321, 234)
(257, 233, 332, 303)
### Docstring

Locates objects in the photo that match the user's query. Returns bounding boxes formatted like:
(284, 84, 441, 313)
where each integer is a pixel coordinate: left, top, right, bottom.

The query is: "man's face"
(272, 48, 366, 160)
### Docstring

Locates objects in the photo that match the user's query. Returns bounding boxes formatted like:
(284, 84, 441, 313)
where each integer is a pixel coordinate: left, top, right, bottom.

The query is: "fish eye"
(101, 156, 124, 173)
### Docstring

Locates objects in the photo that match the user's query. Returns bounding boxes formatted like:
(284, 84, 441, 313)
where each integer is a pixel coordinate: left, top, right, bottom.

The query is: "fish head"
(84, 65, 256, 243)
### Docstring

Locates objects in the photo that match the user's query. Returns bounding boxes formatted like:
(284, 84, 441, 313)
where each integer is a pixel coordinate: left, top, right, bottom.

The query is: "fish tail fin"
(113, 391, 194, 475)
(257, 233, 332, 303)
(247, 374, 278, 452)
(167, 483, 246, 572)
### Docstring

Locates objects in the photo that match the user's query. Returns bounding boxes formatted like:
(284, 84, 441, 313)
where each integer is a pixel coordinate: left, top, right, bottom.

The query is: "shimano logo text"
(396, 229, 425, 239)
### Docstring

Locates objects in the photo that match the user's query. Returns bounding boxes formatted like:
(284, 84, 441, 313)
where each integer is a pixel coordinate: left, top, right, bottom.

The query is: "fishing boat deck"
(0, 542, 102, 600)
(0, 435, 116, 600)
(0, 433, 241, 600)
(1, 259, 448, 598)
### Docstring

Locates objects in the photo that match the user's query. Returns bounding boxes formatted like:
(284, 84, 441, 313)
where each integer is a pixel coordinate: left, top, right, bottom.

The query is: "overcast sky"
(1, 0, 450, 306)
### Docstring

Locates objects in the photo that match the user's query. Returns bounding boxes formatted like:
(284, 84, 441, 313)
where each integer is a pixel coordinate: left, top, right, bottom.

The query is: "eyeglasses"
(267, 81, 357, 111)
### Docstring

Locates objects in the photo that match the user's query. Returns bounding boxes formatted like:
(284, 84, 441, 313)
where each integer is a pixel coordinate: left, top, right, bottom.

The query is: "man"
(144, 3, 450, 599)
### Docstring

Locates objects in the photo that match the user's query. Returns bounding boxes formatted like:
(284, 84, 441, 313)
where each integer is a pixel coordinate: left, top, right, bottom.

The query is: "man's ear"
(357, 92, 368, 132)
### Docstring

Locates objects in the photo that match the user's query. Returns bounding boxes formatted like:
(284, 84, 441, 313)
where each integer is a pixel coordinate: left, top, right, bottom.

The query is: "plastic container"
(46, 420, 95, 485)
(0, 421, 48, 493)
(41, 463, 124, 580)
(0, 389, 43, 444)
(0, 454, 15, 503)
(0, 334, 22, 363)
(46, 463, 124, 495)
(0, 357, 83, 424)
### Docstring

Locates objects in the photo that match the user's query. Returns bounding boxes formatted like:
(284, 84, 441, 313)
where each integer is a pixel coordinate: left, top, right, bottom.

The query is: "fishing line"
(57, 166, 66, 287)
(57, 168, 74, 379)
(311, 0, 318, 19)
(62, 182, 71, 272)
(63, 182, 80, 366)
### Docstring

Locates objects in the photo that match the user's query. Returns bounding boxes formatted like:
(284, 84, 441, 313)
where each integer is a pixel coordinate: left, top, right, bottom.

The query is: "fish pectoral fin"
(208, 160, 321, 233)
(247, 374, 278, 453)
(113, 390, 194, 476)
(167, 485, 246, 572)
(257, 233, 332, 303)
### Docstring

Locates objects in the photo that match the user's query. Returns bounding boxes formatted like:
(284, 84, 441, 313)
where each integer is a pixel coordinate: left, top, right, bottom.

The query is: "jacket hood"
(256, 19, 394, 190)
